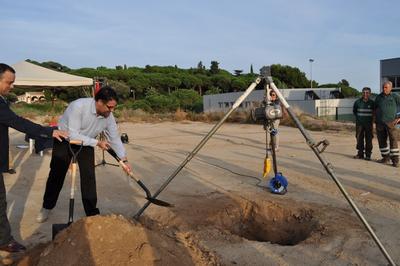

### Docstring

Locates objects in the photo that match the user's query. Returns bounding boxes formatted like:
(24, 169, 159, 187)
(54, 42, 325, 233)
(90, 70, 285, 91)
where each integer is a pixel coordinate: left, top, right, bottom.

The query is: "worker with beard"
(37, 86, 132, 223)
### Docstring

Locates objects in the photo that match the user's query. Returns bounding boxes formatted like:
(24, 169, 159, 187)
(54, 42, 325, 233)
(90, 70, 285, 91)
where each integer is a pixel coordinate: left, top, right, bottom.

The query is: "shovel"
(52, 140, 83, 239)
(106, 148, 172, 207)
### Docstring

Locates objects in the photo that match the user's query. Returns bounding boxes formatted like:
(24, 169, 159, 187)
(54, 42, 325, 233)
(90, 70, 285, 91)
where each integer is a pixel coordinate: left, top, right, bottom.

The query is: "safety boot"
(377, 156, 390, 164)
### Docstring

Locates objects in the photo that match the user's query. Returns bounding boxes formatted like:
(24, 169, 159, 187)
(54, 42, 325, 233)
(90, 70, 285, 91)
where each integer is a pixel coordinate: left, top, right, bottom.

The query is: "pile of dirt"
(16, 215, 219, 266)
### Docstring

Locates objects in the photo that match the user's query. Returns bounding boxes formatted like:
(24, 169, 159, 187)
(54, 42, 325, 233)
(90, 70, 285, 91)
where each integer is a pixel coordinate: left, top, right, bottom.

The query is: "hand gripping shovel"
(106, 148, 172, 207)
(52, 140, 83, 239)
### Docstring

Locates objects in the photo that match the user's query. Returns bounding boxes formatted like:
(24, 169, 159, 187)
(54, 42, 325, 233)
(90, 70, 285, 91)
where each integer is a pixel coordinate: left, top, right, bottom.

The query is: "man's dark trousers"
(0, 173, 12, 245)
(376, 122, 399, 163)
(355, 123, 373, 158)
(42, 140, 100, 216)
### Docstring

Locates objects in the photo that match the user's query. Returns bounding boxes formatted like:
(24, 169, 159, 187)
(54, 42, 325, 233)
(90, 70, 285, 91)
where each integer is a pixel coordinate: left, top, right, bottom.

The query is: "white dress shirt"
(58, 98, 126, 158)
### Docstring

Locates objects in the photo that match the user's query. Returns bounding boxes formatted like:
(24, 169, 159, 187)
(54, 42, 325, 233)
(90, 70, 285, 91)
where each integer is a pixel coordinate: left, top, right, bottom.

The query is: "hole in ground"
(212, 201, 318, 246)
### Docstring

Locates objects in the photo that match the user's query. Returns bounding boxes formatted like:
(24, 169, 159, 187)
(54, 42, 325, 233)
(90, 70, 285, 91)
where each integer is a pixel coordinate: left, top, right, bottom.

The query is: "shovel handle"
(106, 148, 139, 182)
(70, 162, 77, 199)
(120, 161, 140, 182)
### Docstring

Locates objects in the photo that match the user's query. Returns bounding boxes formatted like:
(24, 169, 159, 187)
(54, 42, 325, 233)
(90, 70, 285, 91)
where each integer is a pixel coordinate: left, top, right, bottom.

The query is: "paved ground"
(2, 121, 400, 265)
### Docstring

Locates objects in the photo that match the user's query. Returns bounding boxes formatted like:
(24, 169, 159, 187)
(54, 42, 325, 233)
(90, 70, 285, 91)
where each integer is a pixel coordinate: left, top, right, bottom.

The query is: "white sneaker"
(36, 208, 50, 223)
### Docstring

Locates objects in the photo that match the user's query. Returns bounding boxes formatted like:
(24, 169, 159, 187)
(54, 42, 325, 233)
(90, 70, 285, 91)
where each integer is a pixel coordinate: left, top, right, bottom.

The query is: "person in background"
(0, 63, 68, 252)
(352, 87, 374, 160)
(37, 86, 132, 223)
(269, 90, 281, 151)
(374, 81, 400, 167)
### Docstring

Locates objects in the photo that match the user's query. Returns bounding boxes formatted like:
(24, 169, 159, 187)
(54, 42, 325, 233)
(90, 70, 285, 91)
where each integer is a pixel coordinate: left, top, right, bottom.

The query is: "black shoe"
(364, 156, 371, 161)
(353, 154, 364, 159)
(2, 168, 16, 174)
(377, 157, 390, 164)
(0, 240, 26, 253)
(393, 162, 399, 168)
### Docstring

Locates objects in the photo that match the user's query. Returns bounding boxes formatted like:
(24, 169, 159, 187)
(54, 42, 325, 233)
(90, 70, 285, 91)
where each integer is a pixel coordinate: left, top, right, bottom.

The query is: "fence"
(316, 106, 354, 122)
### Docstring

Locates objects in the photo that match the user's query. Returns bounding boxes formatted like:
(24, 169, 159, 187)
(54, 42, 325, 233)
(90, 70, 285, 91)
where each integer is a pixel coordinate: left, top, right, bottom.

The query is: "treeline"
(21, 59, 360, 111)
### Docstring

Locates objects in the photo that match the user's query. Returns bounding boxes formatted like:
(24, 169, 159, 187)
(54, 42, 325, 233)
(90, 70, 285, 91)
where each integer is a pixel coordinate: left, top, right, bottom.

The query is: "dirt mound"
(17, 215, 219, 266)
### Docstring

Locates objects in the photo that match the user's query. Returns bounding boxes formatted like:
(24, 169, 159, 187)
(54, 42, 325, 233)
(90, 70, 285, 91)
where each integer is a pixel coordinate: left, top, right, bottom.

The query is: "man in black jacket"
(0, 63, 68, 253)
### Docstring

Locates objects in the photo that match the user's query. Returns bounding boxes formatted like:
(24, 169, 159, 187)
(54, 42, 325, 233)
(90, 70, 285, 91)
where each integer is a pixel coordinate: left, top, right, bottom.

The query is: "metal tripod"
(95, 132, 118, 168)
(133, 69, 396, 265)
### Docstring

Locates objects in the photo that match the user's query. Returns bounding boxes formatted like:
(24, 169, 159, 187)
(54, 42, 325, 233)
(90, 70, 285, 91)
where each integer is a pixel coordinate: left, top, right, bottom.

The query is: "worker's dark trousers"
(0, 173, 12, 245)
(42, 140, 99, 216)
(355, 124, 373, 157)
(376, 123, 399, 163)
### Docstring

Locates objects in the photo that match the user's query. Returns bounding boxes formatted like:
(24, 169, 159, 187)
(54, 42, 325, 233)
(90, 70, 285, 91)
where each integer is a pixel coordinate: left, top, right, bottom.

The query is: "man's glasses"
(104, 103, 116, 111)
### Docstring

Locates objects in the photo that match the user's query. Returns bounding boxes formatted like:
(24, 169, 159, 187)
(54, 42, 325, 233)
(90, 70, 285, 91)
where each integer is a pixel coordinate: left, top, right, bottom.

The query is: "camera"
(251, 102, 283, 122)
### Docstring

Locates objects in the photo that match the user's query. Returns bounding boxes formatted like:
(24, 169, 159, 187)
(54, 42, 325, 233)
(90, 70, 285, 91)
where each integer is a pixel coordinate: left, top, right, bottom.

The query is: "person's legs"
(376, 123, 390, 162)
(364, 124, 373, 159)
(77, 146, 99, 216)
(0, 173, 12, 245)
(387, 126, 399, 166)
(42, 140, 71, 210)
(355, 124, 365, 158)
(272, 119, 280, 150)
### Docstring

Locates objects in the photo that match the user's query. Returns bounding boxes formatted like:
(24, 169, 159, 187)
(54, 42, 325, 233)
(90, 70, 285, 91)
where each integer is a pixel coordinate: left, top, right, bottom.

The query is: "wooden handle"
(118, 161, 139, 182)
(69, 140, 83, 145)
(70, 163, 77, 199)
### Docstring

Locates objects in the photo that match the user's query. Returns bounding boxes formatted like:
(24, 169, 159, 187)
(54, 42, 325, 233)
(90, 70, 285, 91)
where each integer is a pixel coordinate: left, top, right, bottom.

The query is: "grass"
(11, 101, 67, 119)
(11, 101, 355, 133)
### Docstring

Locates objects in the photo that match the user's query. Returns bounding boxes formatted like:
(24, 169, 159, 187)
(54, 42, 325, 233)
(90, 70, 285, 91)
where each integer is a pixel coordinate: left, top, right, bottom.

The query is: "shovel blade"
(52, 223, 71, 240)
(146, 197, 173, 207)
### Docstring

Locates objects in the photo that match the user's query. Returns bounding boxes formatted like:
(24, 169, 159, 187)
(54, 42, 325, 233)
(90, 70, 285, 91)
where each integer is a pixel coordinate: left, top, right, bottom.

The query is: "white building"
(17, 91, 45, 103)
(380, 57, 400, 93)
(203, 88, 356, 121)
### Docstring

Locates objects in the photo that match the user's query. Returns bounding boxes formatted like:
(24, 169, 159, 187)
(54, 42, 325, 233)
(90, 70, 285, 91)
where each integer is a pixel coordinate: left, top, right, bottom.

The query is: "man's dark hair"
(0, 63, 16, 78)
(95, 86, 118, 102)
(362, 87, 371, 92)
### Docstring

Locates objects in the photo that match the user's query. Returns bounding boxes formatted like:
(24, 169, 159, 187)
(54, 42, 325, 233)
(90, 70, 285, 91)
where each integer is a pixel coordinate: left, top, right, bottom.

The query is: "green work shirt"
(374, 92, 400, 124)
(353, 98, 374, 125)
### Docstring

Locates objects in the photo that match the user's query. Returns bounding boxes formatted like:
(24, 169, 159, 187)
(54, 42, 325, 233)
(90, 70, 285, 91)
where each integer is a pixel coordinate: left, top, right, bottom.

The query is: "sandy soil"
(1, 121, 399, 265)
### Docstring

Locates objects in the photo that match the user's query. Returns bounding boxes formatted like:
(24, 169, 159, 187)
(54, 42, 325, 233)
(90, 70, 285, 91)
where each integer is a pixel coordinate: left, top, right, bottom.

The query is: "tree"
(340, 79, 349, 87)
(205, 86, 221, 95)
(211, 74, 231, 92)
(127, 74, 150, 99)
(234, 70, 243, 76)
(27, 60, 71, 72)
(171, 89, 202, 111)
(197, 61, 204, 70)
(250, 64, 254, 74)
(210, 61, 220, 75)
(271, 64, 310, 88)
(231, 77, 246, 91)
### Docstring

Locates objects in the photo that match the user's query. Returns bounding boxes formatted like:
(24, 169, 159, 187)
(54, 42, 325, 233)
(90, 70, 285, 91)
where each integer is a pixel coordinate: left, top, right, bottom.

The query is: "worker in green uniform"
(353, 87, 374, 160)
(374, 81, 400, 167)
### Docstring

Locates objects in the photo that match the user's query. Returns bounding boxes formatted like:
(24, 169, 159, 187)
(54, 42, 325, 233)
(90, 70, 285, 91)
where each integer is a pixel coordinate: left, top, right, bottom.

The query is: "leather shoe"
(377, 157, 390, 164)
(36, 208, 50, 223)
(0, 240, 26, 253)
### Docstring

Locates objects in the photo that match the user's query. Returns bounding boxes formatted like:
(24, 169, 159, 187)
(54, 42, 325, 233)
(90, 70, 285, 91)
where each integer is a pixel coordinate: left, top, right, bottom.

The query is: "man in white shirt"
(37, 86, 131, 222)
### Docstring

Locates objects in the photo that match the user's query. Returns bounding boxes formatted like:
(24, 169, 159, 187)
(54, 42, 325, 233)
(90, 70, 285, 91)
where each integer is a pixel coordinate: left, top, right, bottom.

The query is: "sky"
(1, 0, 399, 92)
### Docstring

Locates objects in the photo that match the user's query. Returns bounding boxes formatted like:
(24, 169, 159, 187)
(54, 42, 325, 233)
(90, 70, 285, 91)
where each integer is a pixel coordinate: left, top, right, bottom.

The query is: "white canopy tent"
(12, 61, 93, 87)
